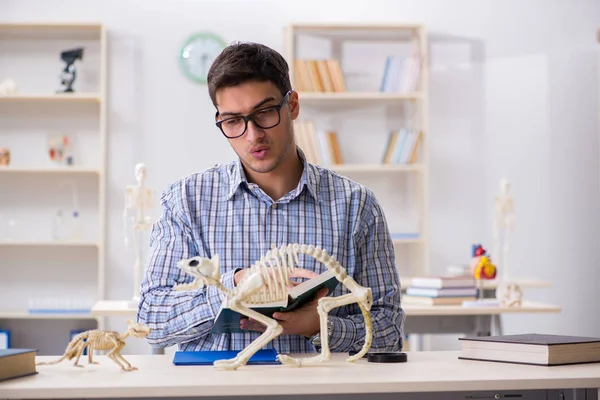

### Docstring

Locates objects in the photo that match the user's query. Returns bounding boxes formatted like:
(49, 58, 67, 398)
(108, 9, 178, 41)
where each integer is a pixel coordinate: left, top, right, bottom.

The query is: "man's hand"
(240, 287, 329, 337)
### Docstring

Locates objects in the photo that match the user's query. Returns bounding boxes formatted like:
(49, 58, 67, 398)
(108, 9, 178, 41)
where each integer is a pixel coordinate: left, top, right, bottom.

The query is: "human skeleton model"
(124, 163, 155, 304)
(36, 320, 151, 371)
(175, 244, 374, 371)
(492, 178, 522, 307)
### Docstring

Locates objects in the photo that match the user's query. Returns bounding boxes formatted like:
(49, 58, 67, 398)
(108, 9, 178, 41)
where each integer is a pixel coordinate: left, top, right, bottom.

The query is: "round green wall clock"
(179, 32, 227, 84)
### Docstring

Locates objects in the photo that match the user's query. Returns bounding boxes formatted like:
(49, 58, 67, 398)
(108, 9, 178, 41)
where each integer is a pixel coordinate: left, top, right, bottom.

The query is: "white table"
(92, 300, 561, 350)
(0, 351, 598, 399)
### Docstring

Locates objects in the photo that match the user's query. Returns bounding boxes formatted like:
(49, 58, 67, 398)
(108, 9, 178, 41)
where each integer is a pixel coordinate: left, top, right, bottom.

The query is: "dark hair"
(207, 41, 292, 107)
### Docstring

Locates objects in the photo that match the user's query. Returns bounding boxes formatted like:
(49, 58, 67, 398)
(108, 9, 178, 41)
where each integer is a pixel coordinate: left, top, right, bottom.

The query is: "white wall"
(2, 0, 599, 354)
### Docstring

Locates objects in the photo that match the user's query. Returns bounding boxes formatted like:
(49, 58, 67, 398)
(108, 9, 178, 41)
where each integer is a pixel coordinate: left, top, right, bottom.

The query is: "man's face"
(215, 81, 299, 174)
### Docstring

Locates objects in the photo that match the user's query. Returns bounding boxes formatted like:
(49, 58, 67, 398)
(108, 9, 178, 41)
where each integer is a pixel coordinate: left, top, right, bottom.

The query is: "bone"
(174, 244, 374, 370)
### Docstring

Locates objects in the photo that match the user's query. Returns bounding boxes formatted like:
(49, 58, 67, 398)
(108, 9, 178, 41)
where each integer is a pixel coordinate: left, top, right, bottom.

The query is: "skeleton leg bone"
(213, 304, 283, 371)
(114, 352, 136, 371)
(502, 226, 511, 281)
(72, 343, 88, 368)
(105, 340, 131, 371)
(278, 289, 373, 366)
(87, 345, 99, 364)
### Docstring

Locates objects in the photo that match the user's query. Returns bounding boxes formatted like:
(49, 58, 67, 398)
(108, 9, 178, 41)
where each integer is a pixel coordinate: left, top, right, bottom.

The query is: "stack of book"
(402, 275, 478, 306)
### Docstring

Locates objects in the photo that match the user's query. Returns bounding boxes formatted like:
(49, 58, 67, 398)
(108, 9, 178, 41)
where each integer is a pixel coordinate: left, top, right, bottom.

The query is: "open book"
(210, 269, 339, 334)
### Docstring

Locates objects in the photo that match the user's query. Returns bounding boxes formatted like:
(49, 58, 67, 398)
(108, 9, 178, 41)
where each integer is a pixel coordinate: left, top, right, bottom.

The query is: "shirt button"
(271, 204, 277, 209)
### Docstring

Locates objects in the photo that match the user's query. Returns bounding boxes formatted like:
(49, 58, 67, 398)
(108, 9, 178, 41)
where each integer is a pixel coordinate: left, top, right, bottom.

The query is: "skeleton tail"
(36, 332, 88, 365)
(297, 244, 374, 358)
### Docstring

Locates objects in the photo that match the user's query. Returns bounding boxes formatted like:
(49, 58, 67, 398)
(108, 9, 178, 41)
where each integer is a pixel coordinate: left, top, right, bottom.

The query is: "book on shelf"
(458, 333, 600, 366)
(380, 53, 422, 93)
(381, 129, 422, 165)
(294, 59, 346, 93)
(294, 120, 343, 166)
(210, 269, 339, 334)
(0, 349, 38, 382)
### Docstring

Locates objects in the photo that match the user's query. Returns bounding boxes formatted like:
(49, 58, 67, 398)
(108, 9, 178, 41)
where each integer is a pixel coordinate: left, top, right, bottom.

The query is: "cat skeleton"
(174, 243, 373, 370)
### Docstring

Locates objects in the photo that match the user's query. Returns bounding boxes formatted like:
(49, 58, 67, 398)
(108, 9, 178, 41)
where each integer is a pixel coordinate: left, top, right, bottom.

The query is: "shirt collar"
(224, 147, 320, 202)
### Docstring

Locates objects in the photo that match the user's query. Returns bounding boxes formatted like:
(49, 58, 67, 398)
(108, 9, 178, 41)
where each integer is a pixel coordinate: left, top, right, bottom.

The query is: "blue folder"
(173, 348, 281, 366)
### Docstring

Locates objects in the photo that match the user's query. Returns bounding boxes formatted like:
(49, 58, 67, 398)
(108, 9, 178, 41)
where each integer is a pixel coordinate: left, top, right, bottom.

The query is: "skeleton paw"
(277, 355, 302, 367)
(89, 361, 99, 365)
(125, 366, 138, 371)
(213, 359, 243, 371)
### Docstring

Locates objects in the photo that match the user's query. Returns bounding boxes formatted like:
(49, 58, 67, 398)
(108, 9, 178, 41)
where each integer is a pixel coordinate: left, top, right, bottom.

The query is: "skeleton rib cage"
(238, 244, 340, 305)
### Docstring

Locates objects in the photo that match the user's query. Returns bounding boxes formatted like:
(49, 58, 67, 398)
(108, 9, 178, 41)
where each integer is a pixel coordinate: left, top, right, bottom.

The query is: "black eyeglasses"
(215, 91, 291, 139)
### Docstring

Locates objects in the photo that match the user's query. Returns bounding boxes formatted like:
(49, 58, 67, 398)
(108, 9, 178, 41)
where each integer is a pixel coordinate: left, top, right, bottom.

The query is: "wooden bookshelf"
(285, 23, 430, 276)
(0, 22, 108, 350)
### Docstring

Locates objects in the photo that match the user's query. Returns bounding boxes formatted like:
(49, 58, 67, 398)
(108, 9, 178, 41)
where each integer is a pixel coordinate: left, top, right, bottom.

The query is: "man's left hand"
(240, 287, 329, 337)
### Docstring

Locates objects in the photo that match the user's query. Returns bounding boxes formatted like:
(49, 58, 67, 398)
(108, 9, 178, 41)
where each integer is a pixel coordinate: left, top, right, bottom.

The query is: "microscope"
(58, 47, 84, 93)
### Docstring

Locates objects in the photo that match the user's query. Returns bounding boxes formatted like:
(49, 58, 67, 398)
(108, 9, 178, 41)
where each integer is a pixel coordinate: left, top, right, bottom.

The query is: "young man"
(137, 42, 405, 354)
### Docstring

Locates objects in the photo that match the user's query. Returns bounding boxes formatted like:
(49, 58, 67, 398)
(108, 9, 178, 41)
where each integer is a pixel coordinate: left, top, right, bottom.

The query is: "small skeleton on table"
(36, 320, 151, 371)
(124, 163, 155, 305)
(175, 244, 374, 371)
(492, 178, 522, 307)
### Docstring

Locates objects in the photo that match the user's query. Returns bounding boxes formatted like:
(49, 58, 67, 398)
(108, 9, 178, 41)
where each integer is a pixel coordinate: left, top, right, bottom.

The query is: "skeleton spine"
(237, 244, 350, 306)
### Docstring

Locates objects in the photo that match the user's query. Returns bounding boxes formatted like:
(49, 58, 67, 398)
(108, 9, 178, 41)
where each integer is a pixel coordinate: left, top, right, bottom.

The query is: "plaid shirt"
(137, 150, 405, 353)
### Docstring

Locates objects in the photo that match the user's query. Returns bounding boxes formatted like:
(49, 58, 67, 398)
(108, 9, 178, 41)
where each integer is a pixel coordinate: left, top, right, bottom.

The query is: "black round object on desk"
(367, 352, 408, 363)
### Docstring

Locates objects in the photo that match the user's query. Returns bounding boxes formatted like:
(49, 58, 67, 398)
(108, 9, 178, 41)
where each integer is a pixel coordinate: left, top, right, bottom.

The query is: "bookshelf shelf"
(0, 23, 102, 40)
(0, 166, 101, 174)
(330, 163, 424, 173)
(0, 241, 99, 248)
(393, 238, 424, 245)
(285, 23, 430, 279)
(298, 92, 422, 102)
(0, 311, 97, 320)
(0, 93, 102, 103)
(289, 23, 422, 41)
